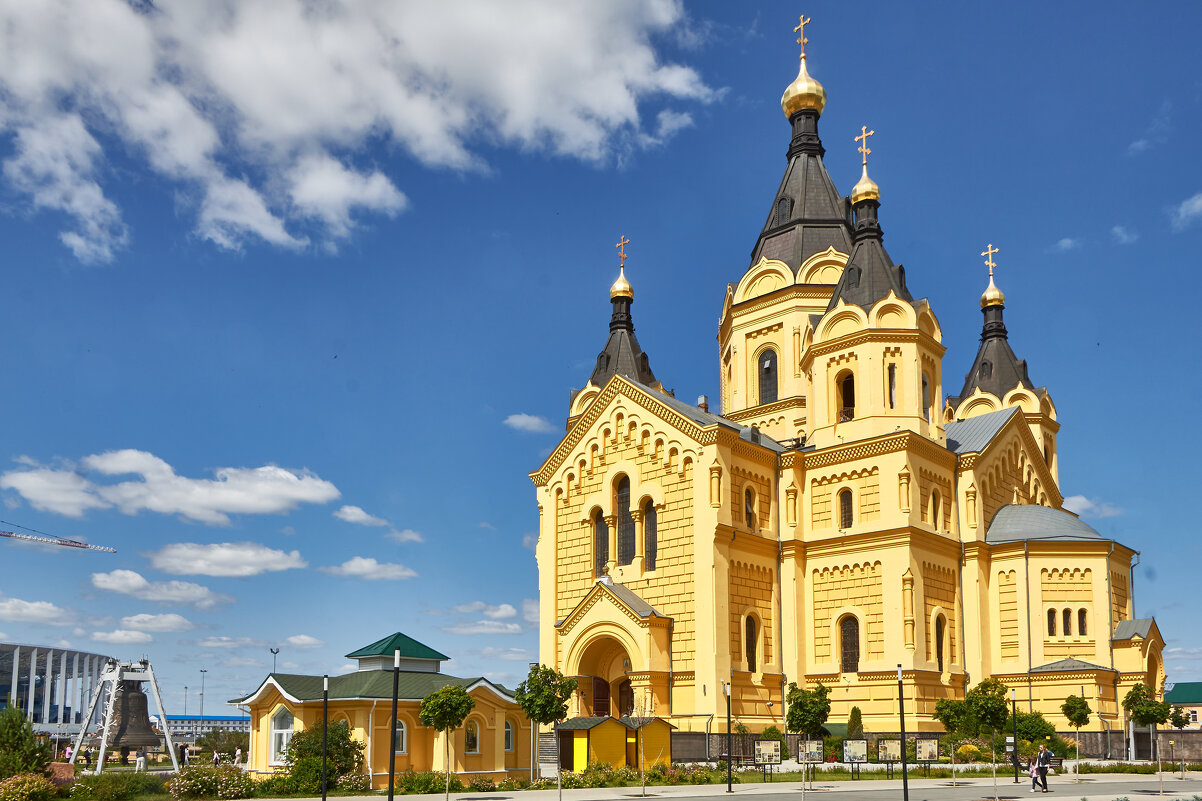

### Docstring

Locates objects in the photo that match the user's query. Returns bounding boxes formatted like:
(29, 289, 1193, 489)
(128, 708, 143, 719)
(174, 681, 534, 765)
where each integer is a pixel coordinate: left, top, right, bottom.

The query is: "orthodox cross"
(855, 126, 875, 166)
(616, 235, 630, 269)
(794, 15, 810, 59)
(981, 243, 999, 279)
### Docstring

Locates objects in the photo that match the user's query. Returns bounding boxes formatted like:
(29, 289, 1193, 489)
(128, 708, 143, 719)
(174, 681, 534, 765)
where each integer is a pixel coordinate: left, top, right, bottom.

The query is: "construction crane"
(0, 523, 116, 553)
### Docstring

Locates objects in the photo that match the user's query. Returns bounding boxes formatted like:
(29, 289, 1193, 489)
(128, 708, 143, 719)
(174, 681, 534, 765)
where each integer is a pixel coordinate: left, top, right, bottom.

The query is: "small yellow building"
(556, 716, 672, 772)
(231, 633, 532, 787)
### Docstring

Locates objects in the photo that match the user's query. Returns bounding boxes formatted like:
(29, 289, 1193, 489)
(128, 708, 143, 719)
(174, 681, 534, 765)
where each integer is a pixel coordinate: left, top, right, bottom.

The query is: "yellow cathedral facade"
(531, 22, 1164, 736)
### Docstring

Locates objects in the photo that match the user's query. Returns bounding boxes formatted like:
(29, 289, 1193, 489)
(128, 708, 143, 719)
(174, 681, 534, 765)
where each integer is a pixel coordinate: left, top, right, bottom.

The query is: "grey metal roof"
(945, 406, 1018, 454)
(619, 716, 676, 730)
(952, 304, 1036, 404)
(631, 380, 787, 454)
(825, 203, 914, 313)
(984, 504, 1105, 544)
(1112, 618, 1155, 641)
(586, 296, 657, 391)
(1030, 658, 1114, 674)
(558, 716, 623, 731)
(603, 581, 665, 619)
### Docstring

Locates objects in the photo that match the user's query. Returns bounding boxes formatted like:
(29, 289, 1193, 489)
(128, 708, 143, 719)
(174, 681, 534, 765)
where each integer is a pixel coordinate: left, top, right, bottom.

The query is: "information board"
(877, 739, 902, 762)
(915, 738, 940, 762)
(755, 740, 781, 765)
(843, 739, 868, 763)
(799, 740, 824, 763)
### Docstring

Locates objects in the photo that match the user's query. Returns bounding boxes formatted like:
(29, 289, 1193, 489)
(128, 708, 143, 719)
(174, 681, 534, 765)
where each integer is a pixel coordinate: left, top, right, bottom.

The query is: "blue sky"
(0, 0, 1200, 714)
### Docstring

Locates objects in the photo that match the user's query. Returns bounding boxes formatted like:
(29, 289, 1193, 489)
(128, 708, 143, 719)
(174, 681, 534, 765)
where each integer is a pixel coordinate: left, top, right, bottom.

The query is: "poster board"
(799, 740, 824, 763)
(754, 740, 781, 765)
(877, 739, 902, 762)
(915, 738, 940, 762)
(843, 739, 868, 763)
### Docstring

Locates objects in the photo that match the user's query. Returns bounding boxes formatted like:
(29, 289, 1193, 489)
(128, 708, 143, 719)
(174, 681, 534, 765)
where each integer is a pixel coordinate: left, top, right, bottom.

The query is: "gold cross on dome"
(982, 243, 999, 278)
(794, 14, 811, 59)
(616, 235, 630, 269)
(855, 126, 875, 166)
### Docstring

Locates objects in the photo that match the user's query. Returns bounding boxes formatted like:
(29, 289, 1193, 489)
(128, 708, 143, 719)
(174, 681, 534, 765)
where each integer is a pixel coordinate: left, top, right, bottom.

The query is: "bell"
(112, 681, 163, 748)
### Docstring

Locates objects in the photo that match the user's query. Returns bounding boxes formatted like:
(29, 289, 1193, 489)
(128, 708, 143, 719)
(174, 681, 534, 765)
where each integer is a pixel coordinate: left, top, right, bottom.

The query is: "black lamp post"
(387, 649, 400, 801)
(897, 665, 909, 801)
(1012, 689, 1020, 784)
(724, 680, 732, 793)
(321, 675, 329, 801)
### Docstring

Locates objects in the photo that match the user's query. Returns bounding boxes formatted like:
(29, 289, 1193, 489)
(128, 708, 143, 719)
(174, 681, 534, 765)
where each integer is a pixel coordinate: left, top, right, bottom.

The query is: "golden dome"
(980, 274, 1005, 308)
(851, 164, 880, 204)
(610, 265, 633, 299)
(781, 57, 827, 118)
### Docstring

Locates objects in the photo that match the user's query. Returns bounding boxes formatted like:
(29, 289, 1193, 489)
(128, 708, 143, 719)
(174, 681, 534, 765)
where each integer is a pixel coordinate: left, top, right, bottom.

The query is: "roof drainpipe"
(1024, 540, 1033, 711)
(1130, 551, 1141, 617)
(953, 458, 969, 695)
(774, 450, 786, 731)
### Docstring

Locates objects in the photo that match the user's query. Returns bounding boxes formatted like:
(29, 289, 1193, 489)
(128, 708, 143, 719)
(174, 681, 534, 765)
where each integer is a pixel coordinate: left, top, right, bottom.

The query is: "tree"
(965, 678, 1009, 801)
(759, 725, 785, 744)
(514, 665, 577, 801)
(284, 719, 365, 793)
(933, 697, 971, 786)
(1122, 683, 1170, 788)
(846, 707, 863, 739)
(785, 682, 830, 737)
(419, 685, 476, 801)
(1169, 706, 1189, 731)
(1061, 695, 1090, 783)
(0, 706, 52, 780)
(195, 729, 249, 760)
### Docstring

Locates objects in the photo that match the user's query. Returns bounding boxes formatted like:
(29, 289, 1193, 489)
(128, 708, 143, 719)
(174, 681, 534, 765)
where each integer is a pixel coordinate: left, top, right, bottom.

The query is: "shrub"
(760, 726, 785, 744)
(281, 757, 324, 795)
(167, 765, 254, 800)
(579, 762, 614, 787)
(0, 774, 56, 801)
(613, 765, 639, 784)
(0, 710, 52, 780)
(465, 776, 494, 792)
(956, 743, 982, 762)
(333, 773, 370, 793)
(71, 772, 167, 801)
(495, 777, 531, 791)
(283, 721, 363, 781)
(397, 772, 461, 795)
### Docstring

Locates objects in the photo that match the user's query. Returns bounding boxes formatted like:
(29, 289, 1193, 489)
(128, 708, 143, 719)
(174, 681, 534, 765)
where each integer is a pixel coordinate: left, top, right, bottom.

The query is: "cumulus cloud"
(1062, 495, 1123, 519)
(148, 542, 307, 577)
(197, 636, 259, 649)
(320, 556, 416, 580)
(1171, 192, 1202, 231)
(0, 597, 73, 626)
(522, 599, 540, 625)
(119, 613, 194, 632)
(1128, 100, 1172, 155)
(0, 450, 339, 524)
(334, 505, 388, 526)
(503, 413, 555, 433)
(1111, 225, 1138, 244)
(452, 601, 517, 620)
(442, 620, 523, 635)
(93, 629, 153, 644)
(1050, 237, 1080, 252)
(92, 569, 233, 609)
(522, 533, 538, 551)
(480, 646, 534, 661)
(0, 0, 713, 262)
(284, 634, 324, 649)
(385, 529, 423, 543)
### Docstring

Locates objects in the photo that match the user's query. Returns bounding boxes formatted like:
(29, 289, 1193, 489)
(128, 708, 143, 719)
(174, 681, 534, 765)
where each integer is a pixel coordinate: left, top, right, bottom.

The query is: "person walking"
(211, 750, 220, 766)
(1036, 743, 1052, 793)
(83, 748, 91, 768)
(135, 748, 146, 773)
(233, 746, 242, 768)
(1027, 755, 1039, 792)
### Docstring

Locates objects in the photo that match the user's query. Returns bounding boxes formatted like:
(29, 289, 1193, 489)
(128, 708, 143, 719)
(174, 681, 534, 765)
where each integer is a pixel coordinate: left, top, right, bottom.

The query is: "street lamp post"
(387, 649, 400, 801)
(1012, 689, 1020, 784)
(183, 686, 188, 719)
(321, 675, 329, 801)
(724, 680, 732, 794)
(897, 665, 909, 801)
(199, 669, 207, 735)
(269, 648, 279, 674)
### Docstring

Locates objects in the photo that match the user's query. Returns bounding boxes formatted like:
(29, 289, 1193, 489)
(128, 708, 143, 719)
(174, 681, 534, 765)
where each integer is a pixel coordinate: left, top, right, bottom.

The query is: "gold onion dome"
(980, 274, 1005, 308)
(610, 265, 633, 299)
(851, 164, 880, 204)
(781, 56, 826, 118)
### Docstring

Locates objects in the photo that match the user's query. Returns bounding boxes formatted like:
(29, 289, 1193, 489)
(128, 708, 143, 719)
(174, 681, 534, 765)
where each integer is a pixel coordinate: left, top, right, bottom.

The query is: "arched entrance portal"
(577, 635, 636, 717)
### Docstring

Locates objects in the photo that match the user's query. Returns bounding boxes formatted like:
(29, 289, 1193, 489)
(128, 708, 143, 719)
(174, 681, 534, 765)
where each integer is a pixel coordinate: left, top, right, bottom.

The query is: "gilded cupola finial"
(850, 125, 880, 204)
(980, 243, 1006, 308)
(610, 234, 633, 299)
(781, 14, 827, 118)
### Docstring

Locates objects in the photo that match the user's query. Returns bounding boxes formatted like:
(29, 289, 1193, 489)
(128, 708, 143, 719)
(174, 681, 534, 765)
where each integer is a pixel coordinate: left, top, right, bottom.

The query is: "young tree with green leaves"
(0, 706, 51, 780)
(786, 682, 829, 789)
(1169, 706, 1190, 775)
(1060, 695, 1090, 783)
(933, 697, 971, 786)
(965, 678, 1009, 801)
(514, 664, 577, 801)
(1122, 683, 1170, 789)
(419, 685, 476, 801)
(284, 719, 366, 793)
(846, 707, 863, 739)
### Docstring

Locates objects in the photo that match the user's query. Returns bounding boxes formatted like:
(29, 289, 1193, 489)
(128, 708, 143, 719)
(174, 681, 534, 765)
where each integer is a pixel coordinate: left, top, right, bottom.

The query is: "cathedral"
(530, 22, 1164, 735)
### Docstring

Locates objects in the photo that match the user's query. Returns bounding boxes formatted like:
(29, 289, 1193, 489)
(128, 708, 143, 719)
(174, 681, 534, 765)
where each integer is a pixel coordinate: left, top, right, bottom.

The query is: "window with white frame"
(394, 719, 407, 753)
(504, 720, 514, 752)
(270, 708, 294, 764)
(465, 721, 479, 753)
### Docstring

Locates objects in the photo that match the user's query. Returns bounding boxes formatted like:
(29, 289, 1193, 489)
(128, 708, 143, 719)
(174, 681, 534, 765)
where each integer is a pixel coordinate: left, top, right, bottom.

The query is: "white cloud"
(149, 542, 307, 577)
(321, 556, 417, 580)
(385, 529, 424, 543)
(0, 450, 339, 524)
(1111, 225, 1138, 244)
(1128, 100, 1172, 155)
(0, 0, 713, 262)
(0, 597, 73, 626)
(1171, 192, 1202, 231)
(522, 533, 538, 551)
(522, 599, 540, 625)
(223, 656, 262, 668)
(478, 522, 495, 530)
(336, 662, 357, 674)
(120, 613, 194, 632)
(54, 639, 71, 648)
(284, 634, 325, 649)
(442, 620, 523, 635)
(503, 413, 555, 433)
(1051, 237, 1080, 252)
(92, 629, 153, 644)
(92, 569, 234, 609)
(1062, 495, 1123, 519)
(480, 646, 534, 661)
(334, 505, 389, 526)
(452, 601, 517, 620)
(198, 636, 261, 649)
(0, 632, 7, 640)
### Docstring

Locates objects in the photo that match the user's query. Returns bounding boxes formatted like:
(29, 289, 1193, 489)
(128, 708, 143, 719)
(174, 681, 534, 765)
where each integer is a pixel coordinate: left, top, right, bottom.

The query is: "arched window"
(394, 719, 407, 754)
(838, 489, 853, 529)
(930, 490, 942, 531)
(921, 373, 931, 422)
(504, 720, 514, 752)
(593, 510, 608, 578)
(837, 371, 855, 421)
(1047, 608, 1057, 636)
(759, 349, 778, 405)
(887, 363, 897, 409)
(1078, 609, 1088, 637)
(745, 616, 758, 673)
(979, 360, 993, 379)
(775, 197, 793, 226)
(270, 707, 294, 764)
(744, 487, 757, 530)
(465, 720, 480, 753)
(840, 616, 860, 673)
(935, 615, 946, 673)
(618, 681, 634, 716)
(1063, 608, 1073, 636)
(643, 500, 657, 571)
(616, 477, 634, 565)
(846, 265, 861, 288)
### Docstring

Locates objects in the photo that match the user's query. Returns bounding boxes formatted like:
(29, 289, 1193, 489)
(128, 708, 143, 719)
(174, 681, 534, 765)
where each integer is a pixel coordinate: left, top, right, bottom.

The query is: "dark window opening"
(846, 265, 861, 288)
(838, 372, 855, 421)
(616, 477, 634, 565)
(618, 681, 634, 717)
(592, 677, 610, 717)
(1047, 608, 1057, 637)
(745, 617, 757, 673)
(840, 616, 860, 673)
(922, 373, 931, 422)
(1063, 608, 1073, 637)
(745, 488, 757, 530)
(839, 489, 853, 529)
(643, 502, 657, 571)
(888, 364, 897, 409)
(931, 491, 942, 530)
(775, 197, 793, 226)
(979, 360, 992, 379)
(935, 615, 946, 673)
(594, 511, 608, 578)
(1078, 609, 1088, 637)
(759, 349, 778, 405)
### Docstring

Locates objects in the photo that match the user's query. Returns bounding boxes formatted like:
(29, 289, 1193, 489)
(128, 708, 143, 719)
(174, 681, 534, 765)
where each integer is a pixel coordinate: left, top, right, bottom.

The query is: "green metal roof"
(344, 632, 449, 661)
(1166, 682, 1202, 704)
(228, 669, 510, 705)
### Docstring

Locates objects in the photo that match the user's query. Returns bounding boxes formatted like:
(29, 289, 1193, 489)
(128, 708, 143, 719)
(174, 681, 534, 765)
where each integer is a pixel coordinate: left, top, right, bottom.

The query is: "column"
(42, 649, 54, 725)
(27, 648, 37, 721)
(9, 646, 19, 711)
(73, 653, 81, 725)
(58, 651, 68, 724)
